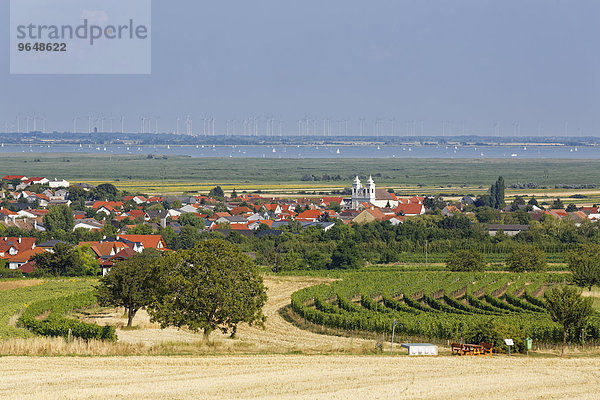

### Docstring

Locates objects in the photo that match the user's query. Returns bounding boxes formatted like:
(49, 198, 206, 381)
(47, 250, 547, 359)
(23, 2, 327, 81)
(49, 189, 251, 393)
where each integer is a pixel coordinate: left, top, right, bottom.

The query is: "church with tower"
(349, 176, 398, 209)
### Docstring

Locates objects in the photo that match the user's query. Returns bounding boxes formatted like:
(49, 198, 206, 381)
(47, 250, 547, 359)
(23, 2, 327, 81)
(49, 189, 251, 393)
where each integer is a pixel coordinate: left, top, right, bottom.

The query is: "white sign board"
(504, 339, 514, 346)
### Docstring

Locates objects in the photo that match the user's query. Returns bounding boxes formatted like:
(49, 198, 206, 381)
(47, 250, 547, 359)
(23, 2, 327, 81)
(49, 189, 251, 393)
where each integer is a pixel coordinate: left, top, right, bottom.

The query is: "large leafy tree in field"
(544, 285, 593, 356)
(96, 249, 162, 327)
(565, 244, 600, 291)
(149, 239, 267, 340)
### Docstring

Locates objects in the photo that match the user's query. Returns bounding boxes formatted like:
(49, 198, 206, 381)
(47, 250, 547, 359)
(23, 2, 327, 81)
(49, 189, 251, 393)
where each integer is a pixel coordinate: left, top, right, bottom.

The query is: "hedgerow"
(18, 291, 116, 341)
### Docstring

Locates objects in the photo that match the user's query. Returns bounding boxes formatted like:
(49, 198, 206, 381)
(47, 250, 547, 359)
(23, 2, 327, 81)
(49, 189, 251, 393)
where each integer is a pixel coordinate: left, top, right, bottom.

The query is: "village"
(1, 173, 599, 277)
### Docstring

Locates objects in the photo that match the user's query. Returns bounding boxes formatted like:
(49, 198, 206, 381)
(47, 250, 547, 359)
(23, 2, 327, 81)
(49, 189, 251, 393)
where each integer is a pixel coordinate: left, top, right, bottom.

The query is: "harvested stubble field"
(1, 355, 600, 399)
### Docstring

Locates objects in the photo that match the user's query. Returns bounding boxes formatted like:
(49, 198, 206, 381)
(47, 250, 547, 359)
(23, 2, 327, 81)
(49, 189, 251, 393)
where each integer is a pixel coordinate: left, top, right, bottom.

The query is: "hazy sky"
(1, 0, 599, 136)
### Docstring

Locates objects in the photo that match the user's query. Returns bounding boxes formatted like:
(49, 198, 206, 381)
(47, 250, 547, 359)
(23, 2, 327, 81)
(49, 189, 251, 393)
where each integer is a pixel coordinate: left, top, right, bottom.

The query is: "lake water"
(0, 143, 598, 159)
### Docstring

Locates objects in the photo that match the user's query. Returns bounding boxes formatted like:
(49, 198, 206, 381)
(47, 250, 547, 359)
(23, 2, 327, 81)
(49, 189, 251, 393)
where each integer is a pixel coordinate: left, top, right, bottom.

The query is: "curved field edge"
(0, 279, 97, 339)
(17, 290, 117, 341)
(290, 271, 600, 345)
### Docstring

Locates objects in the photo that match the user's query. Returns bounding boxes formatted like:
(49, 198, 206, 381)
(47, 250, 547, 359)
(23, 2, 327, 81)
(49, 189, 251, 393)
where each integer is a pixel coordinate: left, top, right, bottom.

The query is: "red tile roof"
(92, 201, 123, 210)
(100, 248, 137, 267)
(0, 237, 37, 258)
(119, 235, 166, 249)
(18, 261, 36, 274)
(296, 210, 323, 220)
(7, 247, 46, 263)
(230, 206, 253, 215)
(396, 203, 425, 216)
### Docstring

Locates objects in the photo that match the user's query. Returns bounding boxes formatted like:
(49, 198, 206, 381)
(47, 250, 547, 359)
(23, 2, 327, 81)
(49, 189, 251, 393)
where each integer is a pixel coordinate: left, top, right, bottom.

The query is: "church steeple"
(366, 175, 376, 202)
(352, 176, 362, 195)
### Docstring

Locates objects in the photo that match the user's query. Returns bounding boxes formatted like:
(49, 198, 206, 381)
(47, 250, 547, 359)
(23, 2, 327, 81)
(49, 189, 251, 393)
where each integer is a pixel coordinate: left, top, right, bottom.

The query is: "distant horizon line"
(0, 132, 599, 141)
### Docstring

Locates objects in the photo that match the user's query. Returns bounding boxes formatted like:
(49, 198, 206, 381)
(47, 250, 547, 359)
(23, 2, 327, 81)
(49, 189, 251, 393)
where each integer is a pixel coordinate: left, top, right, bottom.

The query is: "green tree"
(178, 213, 205, 229)
(96, 249, 161, 327)
(43, 205, 75, 232)
(565, 203, 578, 212)
(544, 285, 593, 356)
(506, 245, 546, 272)
(475, 206, 501, 223)
(464, 318, 526, 353)
(31, 243, 81, 277)
(149, 239, 267, 340)
(489, 176, 505, 209)
(73, 245, 101, 276)
(474, 194, 492, 208)
(423, 195, 446, 211)
(175, 225, 202, 249)
(328, 241, 361, 270)
(171, 199, 183, 209)
(126, 224, 154, 235)
(231, 188, 238, 198)
(445, 249, 485, 272)
(209, 186, 225, 199)
(214, 202, 228, 213)
(94, 183, 119, 201)
(565, 244, 600, 291)
(528, 196, 539, 206)
(551, 198, 564, 209)
(67, 186, 91, 202)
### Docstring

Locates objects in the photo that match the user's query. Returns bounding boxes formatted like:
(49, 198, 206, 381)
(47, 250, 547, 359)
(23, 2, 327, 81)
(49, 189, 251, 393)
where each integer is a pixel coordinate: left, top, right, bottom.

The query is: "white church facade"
(347, 176, 399, 209)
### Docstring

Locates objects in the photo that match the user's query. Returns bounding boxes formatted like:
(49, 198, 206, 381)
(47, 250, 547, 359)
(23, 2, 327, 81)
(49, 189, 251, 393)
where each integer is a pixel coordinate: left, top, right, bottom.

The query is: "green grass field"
(2, 153, 600, 196)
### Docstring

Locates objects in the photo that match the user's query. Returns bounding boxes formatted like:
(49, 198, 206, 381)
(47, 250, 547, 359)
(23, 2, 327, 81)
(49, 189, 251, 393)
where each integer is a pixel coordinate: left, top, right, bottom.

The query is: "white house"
(48, 179, 70, 188)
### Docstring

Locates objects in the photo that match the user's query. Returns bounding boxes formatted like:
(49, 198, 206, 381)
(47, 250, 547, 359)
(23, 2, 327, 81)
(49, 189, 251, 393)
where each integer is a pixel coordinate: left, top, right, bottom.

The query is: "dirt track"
(95, 276, 373, 353)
